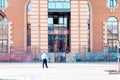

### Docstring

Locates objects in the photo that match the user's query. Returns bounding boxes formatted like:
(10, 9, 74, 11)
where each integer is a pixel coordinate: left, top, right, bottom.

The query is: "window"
(27, 2, 31, 11)
(48, 17, 53, 24)
(0, 15, 3, 21)
(27, 1, 31, 46)
(0, 17, 8, 53)
(64, 3, 70, 9)
(48, 2, 55, 9)
(107, 0, 117, 8)
(56, 2, 63, 9)
(0, 18, 8, 30)
(87, 3, 91, 52)
(49, 0, 54, 1)
(59, 17, 63, 24)
(0, 0, 8, 8)
(48, 0, 70, 10)
(106, 16, 118, 52)
(54, 18, 58, 24)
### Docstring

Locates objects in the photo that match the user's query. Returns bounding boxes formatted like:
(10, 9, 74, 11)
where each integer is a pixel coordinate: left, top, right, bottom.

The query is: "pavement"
(0, 62, 120, 80)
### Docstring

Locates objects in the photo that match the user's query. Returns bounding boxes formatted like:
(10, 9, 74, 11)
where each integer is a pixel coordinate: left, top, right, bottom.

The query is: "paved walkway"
(0, 62, 119, 80)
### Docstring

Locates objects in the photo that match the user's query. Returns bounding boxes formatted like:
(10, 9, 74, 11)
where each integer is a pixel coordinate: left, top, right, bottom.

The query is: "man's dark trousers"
(42, 59, 48, 68)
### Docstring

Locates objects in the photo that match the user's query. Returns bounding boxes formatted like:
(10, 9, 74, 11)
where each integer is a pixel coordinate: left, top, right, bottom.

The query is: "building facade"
(0, 0, 120, 56)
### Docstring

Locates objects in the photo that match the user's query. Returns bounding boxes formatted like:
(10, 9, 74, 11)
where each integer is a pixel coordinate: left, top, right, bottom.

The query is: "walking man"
(41, 52, 48, 68)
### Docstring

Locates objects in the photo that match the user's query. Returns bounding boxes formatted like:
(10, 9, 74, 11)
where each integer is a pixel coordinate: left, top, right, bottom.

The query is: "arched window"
(87, 3, 90, 52)
(106, 16, 118, 52)
(0, 0, 8, 8)
(0, 14, 8, 53)
(107, 0, 117, 8)
(27, 2, 31, 46)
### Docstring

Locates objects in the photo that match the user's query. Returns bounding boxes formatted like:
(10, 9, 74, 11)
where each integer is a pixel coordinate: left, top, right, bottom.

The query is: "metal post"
(117, 55, 120, 72)
(34, 46, 37, 61)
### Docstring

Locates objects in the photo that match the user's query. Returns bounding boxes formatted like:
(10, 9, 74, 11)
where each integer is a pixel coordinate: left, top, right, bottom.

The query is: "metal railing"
(0, 46, 118, 62)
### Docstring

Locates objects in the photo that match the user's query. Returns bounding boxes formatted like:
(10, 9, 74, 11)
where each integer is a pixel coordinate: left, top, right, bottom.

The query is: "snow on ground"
(0, 62, 119, 80)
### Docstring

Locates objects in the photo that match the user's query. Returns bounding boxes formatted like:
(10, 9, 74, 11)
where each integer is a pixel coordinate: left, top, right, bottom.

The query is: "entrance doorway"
(48, 12, 70, 53)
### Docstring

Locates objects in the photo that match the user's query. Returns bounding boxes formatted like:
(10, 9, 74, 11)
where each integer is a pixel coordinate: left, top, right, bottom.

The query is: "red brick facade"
(0, 0, 120, 53)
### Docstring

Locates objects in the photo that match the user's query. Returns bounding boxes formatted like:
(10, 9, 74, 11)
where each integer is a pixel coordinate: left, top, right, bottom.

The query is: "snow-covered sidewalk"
(0, 62, 119, 80)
